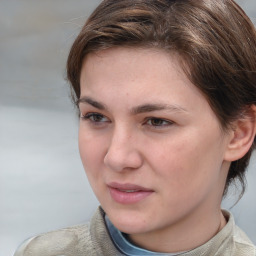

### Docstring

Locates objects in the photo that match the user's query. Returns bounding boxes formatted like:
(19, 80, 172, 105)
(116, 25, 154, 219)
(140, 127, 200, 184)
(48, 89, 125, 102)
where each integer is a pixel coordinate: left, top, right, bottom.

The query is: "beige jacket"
(14, 207, 256, 256)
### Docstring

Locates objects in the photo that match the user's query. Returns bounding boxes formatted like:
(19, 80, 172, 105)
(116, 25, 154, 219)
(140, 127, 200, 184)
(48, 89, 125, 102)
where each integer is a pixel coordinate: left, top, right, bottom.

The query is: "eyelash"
(80, 112, 173, 128)
(80, 113, 109, 124)
(144, 117, 173, 128)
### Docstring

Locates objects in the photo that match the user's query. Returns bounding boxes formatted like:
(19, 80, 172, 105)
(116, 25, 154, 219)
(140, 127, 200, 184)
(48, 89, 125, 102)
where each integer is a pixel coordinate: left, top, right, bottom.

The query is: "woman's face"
(78, 47, 232, 249)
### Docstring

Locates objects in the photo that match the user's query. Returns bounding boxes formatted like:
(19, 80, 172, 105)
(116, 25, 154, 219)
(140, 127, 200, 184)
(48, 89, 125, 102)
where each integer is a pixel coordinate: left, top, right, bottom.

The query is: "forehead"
(80, 47, 189, 91)
(80, 47, 206, 101)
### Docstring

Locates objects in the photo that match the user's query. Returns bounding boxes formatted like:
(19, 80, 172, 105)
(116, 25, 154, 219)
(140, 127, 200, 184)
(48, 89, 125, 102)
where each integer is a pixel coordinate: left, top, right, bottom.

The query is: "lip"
(107, 182, 154, 204)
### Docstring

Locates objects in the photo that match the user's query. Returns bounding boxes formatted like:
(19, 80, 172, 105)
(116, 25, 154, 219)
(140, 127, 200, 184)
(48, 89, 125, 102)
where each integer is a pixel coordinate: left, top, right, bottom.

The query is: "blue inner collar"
(105, 215, 185, 256)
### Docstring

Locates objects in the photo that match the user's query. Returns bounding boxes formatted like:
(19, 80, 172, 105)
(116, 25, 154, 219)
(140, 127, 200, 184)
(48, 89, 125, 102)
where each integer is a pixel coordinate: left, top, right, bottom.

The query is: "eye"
(81, 112, 110, 124)
(145, 117, 173, 127)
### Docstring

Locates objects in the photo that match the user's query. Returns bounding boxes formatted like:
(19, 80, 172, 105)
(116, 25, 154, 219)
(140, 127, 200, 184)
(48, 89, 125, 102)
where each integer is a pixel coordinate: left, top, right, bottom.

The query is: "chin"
(106, 207, 150, 234)
(115, 220, 148, 235)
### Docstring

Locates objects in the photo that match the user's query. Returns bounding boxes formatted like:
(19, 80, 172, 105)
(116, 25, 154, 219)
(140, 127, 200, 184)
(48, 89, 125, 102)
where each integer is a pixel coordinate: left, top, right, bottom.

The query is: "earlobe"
(224, 105, 256, 162)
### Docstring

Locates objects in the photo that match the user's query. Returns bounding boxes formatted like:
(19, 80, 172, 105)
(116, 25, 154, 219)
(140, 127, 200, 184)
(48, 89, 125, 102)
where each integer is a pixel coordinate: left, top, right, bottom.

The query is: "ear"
(224, 105, 256, 162)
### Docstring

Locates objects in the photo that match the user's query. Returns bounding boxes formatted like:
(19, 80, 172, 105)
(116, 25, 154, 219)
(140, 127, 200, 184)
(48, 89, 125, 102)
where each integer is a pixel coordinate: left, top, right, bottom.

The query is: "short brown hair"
(67, 0, 256, 196)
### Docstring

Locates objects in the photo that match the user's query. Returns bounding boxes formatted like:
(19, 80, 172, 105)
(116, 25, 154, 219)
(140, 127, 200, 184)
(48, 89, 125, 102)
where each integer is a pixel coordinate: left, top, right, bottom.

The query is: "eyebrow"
(77, 96, 188, 114)
(77, 97, 107, 110)
(131, 103, 188, 115)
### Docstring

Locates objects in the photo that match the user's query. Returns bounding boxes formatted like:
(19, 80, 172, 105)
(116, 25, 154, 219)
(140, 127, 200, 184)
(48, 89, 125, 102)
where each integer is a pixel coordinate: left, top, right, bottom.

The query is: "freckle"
(160, 154, 166, 161)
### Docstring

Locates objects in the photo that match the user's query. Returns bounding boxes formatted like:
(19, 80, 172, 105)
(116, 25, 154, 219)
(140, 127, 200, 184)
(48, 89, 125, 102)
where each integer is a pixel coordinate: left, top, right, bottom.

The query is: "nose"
(104, 128, 143, 172)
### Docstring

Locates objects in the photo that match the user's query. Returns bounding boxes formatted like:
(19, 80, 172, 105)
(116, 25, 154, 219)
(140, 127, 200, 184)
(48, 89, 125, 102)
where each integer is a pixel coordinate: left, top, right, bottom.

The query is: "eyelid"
(144, 117, 174, 127)
(80, 112, 110, 123)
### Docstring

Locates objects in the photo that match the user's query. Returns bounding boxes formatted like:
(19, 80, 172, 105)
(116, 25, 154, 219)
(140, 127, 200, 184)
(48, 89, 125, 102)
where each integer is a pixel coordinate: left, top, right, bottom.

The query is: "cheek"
(78, 129, 109, 199)
(78, 128, 106, 172)
(148, 136, 194, 173)
(147, 132, 223, 191)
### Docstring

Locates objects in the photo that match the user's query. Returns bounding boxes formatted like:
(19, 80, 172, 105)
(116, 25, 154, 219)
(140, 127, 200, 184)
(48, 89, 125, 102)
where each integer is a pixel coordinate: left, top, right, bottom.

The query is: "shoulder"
(232, 224, 256, 256)
(14, 222, 92, 256)
(221, 210, 256, 256)
(14, 207, 123, 256)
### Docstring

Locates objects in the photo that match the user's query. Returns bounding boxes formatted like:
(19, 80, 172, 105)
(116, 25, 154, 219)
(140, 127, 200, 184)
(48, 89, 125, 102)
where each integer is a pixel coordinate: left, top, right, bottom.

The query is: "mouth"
(107, 182, 154, 204)
(117, 189, 141, 193)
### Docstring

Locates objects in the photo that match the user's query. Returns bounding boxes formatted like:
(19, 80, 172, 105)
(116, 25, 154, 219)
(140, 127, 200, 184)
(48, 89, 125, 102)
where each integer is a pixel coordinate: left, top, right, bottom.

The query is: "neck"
(128, 209, 227, 253)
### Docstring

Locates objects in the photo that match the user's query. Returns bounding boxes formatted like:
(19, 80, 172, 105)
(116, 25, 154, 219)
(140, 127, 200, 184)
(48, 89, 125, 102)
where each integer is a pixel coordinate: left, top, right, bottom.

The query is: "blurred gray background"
(0, 1, 255, 255)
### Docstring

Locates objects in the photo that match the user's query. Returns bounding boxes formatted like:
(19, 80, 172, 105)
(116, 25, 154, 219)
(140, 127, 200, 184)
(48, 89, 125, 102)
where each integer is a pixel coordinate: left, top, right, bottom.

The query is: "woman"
(15, 0, 256, 255)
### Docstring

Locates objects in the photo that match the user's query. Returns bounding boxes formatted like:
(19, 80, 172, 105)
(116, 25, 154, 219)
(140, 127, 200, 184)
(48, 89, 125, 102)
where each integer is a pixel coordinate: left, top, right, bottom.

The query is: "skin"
(78, 47, 233, 253)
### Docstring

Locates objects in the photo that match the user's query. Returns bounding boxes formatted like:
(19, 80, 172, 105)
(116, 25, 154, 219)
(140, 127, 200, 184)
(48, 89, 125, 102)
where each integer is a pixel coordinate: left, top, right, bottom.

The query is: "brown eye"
(90, 114, 105, 122)
(81, 113, 109, 123)
(146, 118, 173, 127)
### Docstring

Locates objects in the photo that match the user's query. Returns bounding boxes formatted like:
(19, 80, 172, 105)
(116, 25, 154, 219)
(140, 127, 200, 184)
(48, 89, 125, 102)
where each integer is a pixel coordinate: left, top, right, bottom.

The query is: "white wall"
(0, 1, 255, 255)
